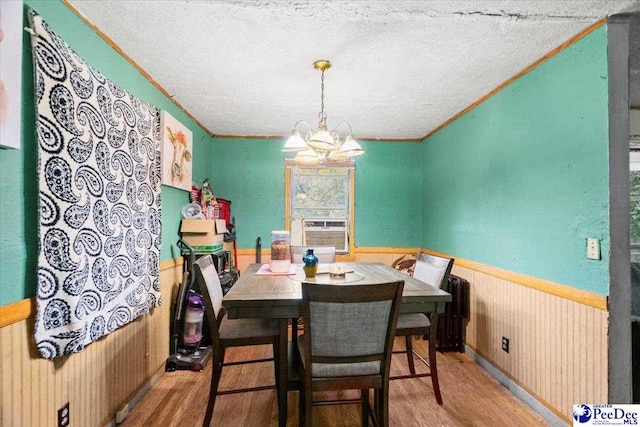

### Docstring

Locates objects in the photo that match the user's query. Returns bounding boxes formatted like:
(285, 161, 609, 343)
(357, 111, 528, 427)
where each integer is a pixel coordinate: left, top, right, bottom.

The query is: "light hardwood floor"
(120, 337, 550, 427)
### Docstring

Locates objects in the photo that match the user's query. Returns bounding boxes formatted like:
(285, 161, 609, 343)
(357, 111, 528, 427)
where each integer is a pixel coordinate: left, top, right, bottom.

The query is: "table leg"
(290, 317, 299, 368)
(287, 318, 301, 392)
(278, 318, 289, 427)
(290, 317, 297, 341)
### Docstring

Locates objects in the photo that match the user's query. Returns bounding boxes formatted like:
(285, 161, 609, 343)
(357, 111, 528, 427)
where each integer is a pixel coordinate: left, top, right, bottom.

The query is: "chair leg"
(377, 383, 390, 427)
(272, 342, 280, 397)
(303, 384, 313, 427)
(360, 389, 369, 427)
(203, 352, 224, 427)
(372, 389, 379, 427)
(298, 383, 305, 427)
(276, 319, 289, 427)
(405, 336, 416, 375)
(428, 336, 443, 405)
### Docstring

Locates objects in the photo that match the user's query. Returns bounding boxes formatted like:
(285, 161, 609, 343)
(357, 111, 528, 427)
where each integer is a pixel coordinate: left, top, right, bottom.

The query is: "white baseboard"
(465, 345, 568, 426)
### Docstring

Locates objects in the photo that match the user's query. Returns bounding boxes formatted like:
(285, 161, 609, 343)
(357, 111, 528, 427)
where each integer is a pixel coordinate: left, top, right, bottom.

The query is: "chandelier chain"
(320, 69, 325, 122)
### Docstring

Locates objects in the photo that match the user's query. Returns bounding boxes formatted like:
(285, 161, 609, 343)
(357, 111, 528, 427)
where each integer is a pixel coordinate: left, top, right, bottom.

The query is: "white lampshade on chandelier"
(282, 60, 364, 163)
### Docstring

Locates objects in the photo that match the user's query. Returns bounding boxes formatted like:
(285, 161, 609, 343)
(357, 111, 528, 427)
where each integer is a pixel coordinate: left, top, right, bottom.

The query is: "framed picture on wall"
(160, 110, 192, 191)
(0, 0, 23, 149)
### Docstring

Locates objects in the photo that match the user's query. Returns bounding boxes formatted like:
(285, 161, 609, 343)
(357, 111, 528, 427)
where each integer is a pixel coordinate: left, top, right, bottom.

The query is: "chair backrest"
(290, 245, 336, 264)
(192, 255, 224, 343)
(413, 251, 454, 290)
(300, 281, 404, 380)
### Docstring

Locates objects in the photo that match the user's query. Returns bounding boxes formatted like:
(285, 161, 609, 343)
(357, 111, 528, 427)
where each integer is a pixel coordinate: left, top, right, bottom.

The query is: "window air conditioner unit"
(302, 219, 349, 254)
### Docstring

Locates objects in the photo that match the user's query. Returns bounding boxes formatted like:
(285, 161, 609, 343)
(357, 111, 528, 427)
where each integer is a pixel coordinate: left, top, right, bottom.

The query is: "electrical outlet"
(587, 237, 601, 260)
(58, 402, 69, 427)
(502, 337, 510, 353)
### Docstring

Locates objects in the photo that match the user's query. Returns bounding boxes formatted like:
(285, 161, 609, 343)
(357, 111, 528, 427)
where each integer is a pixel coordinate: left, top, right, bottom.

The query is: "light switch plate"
(587, 238, 600, 260)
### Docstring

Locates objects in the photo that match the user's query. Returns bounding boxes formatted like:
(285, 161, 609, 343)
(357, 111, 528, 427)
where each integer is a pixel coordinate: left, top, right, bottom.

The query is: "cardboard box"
(180, 219, 227, 252)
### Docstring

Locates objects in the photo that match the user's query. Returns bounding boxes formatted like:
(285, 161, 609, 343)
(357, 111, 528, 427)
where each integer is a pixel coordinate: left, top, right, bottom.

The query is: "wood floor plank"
(120, 338, 550, 426)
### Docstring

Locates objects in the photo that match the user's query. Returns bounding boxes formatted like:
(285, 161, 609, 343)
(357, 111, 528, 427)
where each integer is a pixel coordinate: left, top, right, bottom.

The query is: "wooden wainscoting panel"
(353, 249, 412, 265)
(0, 264, 180, 427)
(235, 251, 256, 274)
(456, 264, 608, 423)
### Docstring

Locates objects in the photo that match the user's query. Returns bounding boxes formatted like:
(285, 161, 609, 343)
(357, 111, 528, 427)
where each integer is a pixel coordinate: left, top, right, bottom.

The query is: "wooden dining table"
(222, 262, 452, 427)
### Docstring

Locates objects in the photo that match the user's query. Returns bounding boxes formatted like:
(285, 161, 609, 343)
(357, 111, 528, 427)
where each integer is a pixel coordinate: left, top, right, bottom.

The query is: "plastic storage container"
(269, 230, 291, 273)
(183, 292, 205, 349)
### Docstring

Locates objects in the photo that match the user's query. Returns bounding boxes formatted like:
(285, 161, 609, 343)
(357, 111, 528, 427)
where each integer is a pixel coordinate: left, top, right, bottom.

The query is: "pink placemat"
(255, 264, 297, 276)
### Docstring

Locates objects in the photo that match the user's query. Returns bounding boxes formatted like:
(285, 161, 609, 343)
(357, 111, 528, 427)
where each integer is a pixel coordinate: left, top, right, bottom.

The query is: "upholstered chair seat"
(396, 313, 430, 330)
(218, 315, 280, 340)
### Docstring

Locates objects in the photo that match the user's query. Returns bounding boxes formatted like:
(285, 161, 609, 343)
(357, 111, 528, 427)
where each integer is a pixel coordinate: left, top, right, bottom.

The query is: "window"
(285, 161, 355, 258)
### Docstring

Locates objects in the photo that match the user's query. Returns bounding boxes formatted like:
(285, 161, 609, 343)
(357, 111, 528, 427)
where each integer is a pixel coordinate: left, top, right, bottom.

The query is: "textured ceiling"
(66, 0, 640, 140)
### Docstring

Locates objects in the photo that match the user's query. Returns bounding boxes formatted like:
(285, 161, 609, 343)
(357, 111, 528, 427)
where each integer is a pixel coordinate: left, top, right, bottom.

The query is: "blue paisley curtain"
(29, 9, 162, 359)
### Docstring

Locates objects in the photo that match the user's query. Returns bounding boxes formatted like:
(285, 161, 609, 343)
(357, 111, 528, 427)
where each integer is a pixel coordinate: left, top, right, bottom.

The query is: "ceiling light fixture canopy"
(282, 60, 364, 162)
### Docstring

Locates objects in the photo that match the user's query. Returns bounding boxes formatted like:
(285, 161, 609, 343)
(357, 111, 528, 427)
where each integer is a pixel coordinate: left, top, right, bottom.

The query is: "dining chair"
(297, 280, 404, 427)
(391, 250, 454, 405)
(290, 245, 337, 264)
(193, 255, 282, 427)
(290, 245, 337, 333)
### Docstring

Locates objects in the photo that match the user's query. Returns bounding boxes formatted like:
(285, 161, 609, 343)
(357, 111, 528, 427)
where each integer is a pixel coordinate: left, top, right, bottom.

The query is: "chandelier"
(282, 60, 364, 163)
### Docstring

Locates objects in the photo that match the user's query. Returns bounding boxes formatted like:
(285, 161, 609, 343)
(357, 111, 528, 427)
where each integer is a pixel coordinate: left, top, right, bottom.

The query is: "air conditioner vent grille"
(302, 219, 348, 254)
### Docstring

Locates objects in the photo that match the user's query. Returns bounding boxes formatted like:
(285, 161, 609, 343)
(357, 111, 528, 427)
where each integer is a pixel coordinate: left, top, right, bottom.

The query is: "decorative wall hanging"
(28, 9, 162, 359)
(160, 110, 192, 191)
(0, 0, 23, 149)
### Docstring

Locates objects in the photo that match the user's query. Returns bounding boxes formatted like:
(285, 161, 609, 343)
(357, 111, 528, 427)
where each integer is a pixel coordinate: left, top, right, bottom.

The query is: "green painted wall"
(353, 141, 424, 247)
(421, 27, 610, 295)
(208, 138, 423, 249)
(0, 0, 612, 305)
(207, 138, 287, 249)
(0, 0, 213, 305)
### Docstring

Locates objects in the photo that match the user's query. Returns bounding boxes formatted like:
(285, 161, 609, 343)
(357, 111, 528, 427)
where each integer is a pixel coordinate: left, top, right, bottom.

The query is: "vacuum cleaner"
(165, 239, 213, 372)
